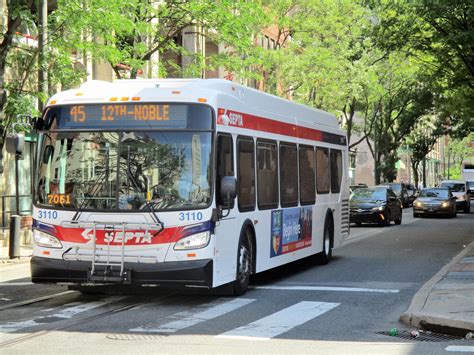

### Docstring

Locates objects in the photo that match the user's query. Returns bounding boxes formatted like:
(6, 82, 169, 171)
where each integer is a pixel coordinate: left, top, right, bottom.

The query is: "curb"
(400, 240, 474, 333)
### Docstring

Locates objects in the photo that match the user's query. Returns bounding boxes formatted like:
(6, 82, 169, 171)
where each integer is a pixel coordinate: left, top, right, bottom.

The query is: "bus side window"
(237, 137, 256, 212)
(330, 149, 343, 193)
(316, 147, 330, 194)
(280, 143, 298, 207)
(257, 139, 278, 210)
(299, 145, 315, 205)
(216, 134, 234, 208)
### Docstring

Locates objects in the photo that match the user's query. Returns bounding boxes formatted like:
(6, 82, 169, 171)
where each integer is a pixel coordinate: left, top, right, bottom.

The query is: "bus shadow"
(250, 255, 342, 287)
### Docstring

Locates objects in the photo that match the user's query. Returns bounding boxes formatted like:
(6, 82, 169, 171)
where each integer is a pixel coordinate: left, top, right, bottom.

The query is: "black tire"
(413, 213, 419, 218)
(355, 222, 362, 226)
(385, 211, 391, 227)
(233, 228, 253, 296)
(395, 210, 402, 225)
(464, 203, 470, 213)
(314, 216, 333, 265)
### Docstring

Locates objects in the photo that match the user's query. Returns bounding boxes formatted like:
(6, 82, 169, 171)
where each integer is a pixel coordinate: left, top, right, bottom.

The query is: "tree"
(405, 115, 446, 188)
(369, 0, 474, 138)
(445, 136, 472, 179)
(52, 0, 267, 80)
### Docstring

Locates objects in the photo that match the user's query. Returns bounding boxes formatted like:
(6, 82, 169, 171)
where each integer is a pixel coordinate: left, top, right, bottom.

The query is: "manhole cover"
(106, 333, 167, 341)
(377, 330, 463, 342)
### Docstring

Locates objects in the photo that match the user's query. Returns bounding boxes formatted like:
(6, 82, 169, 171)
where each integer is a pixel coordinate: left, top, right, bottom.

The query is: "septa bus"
(31, 79, 350, 295)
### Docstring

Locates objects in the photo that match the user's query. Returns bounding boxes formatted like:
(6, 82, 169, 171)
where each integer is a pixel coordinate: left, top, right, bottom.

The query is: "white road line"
(217, 301, 339, 340)
(445, 345, 474, 352)
(253, 285, 399, 293)
(0, 296, 125, 333)
(0, 282, 34, 286)
(130, 298, 255, 333)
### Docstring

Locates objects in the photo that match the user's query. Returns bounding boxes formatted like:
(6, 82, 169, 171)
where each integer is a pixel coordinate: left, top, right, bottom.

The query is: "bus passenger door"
(214, 134, 238, 285)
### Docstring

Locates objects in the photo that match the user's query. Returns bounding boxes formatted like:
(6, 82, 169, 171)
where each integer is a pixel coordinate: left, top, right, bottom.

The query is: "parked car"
(350, 187, 402, 226)
(439, 180, 471, 213)
(467, 181, 474, 200)
(413, 187, 457, 218)
(378, 182, 410, 207)
(405, 183, 417, 206)
(350, 183, 368, 194)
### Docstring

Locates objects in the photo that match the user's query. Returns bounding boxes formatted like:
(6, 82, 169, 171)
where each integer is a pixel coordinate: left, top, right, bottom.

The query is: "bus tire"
(314, 215, 333, 265)
(233, 228, 253, 296)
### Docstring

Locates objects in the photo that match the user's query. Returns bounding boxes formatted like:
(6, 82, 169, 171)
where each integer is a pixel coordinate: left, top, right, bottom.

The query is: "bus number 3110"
(179, 212, 203, 221)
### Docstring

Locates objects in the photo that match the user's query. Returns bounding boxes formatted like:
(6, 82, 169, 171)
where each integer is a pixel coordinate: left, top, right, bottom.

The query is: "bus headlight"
(33, 229, 63, 249)
(174, 231, 210, 250)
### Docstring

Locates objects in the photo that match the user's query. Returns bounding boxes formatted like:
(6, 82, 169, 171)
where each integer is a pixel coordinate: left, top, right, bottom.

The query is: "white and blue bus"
(31, 79, 349, 295)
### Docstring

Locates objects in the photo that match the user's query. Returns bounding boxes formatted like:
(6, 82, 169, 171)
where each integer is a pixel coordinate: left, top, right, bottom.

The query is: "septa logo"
(81, 229, 153, 244)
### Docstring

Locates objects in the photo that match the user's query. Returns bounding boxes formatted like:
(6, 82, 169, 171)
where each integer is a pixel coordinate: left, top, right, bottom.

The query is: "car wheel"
(395, 211, 402, 225)
(233, 228, 253, 296)
(385, 211, 391, 226)
(355, 222, 362, 226)
(413, 213, 419, 218)
(464, 203, 470, 213)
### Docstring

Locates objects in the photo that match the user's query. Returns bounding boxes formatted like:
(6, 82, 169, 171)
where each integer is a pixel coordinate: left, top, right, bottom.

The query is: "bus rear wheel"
(233, 228, 253, 296)
(314, 217, 333, 265)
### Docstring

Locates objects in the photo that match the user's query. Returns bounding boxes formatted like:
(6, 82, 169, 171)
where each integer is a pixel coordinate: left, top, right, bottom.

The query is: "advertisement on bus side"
(270, 206, 313, 258)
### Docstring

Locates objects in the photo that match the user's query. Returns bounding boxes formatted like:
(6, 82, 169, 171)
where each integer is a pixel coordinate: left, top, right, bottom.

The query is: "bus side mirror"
(220, 176, 236, 206)
(5, 133, 25, 155)
(43, 145, 54, 163)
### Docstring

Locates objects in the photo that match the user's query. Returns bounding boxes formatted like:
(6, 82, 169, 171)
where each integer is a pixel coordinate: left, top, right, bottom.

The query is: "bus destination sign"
(46, 103, 212, 130)
(69, 104, 171, 123)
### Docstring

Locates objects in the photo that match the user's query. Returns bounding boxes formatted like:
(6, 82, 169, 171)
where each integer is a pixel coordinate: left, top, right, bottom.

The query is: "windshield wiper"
(71, 169, 108, 222)
(124, 166, 164, 232)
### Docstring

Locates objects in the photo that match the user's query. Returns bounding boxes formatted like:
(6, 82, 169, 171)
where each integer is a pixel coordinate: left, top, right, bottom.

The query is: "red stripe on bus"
(53, 225, 184, 246)
(218, 109, 326, 142)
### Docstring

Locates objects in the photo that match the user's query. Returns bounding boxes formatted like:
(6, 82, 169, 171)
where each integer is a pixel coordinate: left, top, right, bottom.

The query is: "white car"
(440, 180, 471, 213)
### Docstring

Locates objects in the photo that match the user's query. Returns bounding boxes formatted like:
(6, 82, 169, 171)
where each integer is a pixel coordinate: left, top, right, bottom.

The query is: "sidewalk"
(0, 244, 33, 265)
(400, 240, 474, 335)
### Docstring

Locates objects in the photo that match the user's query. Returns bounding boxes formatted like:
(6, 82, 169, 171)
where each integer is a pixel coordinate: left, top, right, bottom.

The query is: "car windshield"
(419, 189, 449, 199)
(389, 184, 401, 193)
(350, 188, 386, 201)
(36, 131, 212, 211)
(440, 182, 465, 192)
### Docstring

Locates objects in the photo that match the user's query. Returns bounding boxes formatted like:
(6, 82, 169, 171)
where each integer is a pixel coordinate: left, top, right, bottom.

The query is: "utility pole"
(38, 0, 48, 112)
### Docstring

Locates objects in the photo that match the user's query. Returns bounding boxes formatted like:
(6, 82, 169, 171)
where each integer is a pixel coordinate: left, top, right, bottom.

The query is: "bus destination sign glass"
(69, 104, 172, 123)
(50, 103, 194, 129)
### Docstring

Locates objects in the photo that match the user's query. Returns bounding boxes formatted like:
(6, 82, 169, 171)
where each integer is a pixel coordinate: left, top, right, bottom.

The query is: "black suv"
(378, 182, 410, 207)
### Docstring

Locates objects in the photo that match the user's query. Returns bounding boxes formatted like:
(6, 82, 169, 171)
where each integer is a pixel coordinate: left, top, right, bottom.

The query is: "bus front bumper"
(31, 256, 213, 288)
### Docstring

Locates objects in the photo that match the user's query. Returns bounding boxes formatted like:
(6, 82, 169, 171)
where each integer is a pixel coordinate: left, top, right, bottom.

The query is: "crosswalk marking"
(445, 346, 474, 352)
(216, 301, 339, 340)
(130, 298, 255, 333)
(0, 296, 125, 333)
(253, 285, 400, 293)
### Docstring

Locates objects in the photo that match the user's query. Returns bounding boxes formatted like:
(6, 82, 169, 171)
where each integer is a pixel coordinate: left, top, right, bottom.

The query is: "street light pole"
(38, 0, 48, 112)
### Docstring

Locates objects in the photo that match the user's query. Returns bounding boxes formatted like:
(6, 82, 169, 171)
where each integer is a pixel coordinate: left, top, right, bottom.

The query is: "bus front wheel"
(233, 228, 253, 296)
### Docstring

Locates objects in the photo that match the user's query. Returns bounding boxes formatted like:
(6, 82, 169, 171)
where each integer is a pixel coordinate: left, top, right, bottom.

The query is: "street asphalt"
(0, 206, 473, 354)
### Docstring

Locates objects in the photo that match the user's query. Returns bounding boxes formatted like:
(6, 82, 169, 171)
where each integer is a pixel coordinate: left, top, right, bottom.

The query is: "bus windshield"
(36, 131, 212, 211)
